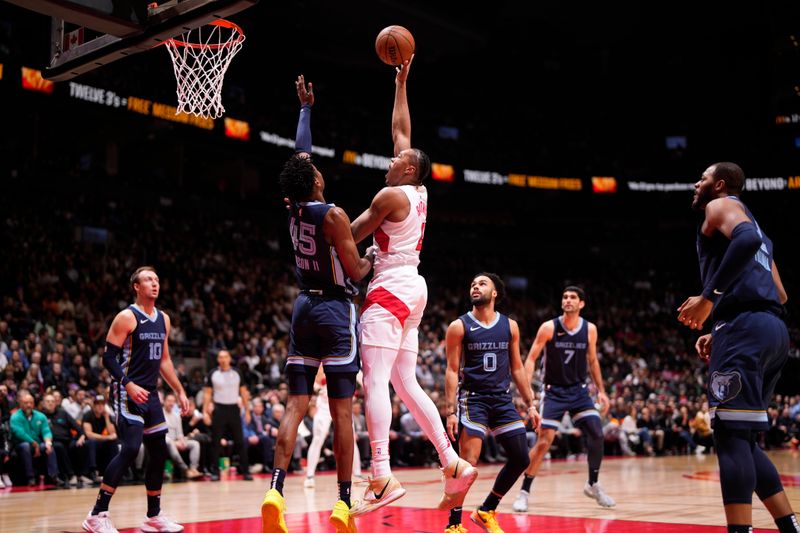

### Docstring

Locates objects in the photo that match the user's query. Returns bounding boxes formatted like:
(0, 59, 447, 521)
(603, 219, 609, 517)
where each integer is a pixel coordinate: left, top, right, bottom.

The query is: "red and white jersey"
(372, 185, 427, 275)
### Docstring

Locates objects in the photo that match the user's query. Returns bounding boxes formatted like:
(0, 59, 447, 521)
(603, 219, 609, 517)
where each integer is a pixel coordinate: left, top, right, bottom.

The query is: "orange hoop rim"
(165, 19, 245, 50)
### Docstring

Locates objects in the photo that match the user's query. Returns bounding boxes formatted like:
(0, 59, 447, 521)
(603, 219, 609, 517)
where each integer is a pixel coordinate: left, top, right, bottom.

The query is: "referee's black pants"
(209, 403, 249, 474)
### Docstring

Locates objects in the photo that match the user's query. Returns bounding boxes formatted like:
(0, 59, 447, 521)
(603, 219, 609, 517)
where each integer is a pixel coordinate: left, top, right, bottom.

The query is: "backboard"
(4, 0, 258, 81)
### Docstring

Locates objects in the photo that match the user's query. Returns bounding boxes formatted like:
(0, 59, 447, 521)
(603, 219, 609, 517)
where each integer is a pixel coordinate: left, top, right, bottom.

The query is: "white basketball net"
(164, 20, 245, 119)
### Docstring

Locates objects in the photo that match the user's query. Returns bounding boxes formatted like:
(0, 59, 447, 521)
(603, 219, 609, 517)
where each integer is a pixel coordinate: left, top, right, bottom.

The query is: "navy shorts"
(540, 383, 600, 430)
(287, 293, 360, 372)
(115, 383, 167, 435)
(287, 369, 357, 399)
(709, 310, 789, 430)
(458, 390, 526, 439)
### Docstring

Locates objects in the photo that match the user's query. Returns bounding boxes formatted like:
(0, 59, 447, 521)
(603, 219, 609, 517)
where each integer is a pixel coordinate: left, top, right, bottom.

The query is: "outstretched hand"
(395, 54, 414, 84)
(296, 74, 314, 107)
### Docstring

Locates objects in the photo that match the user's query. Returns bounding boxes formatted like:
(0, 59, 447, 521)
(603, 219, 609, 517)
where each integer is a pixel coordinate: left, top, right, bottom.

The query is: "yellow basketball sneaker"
(261, 488, 287, 533)
(349, 475, 406, 517)
(470, 509, 504, 533)
(444, 524, 469, 533)
(330, 500, 357, 533)
(438, 458, 479, 510)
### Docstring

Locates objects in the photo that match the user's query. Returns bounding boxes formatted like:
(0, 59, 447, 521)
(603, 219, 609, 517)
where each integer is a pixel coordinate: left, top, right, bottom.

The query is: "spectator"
(10, 390, 58, 486)
(42, 392, 86, 488)
(81, 395, 117, 483)
(162, 393, 202, 480)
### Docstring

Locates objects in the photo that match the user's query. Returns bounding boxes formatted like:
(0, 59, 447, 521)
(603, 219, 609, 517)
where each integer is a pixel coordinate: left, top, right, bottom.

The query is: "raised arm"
(294, 74, 314, 156)
(392, 56, 414, 155)
(444, 318, 465, 442)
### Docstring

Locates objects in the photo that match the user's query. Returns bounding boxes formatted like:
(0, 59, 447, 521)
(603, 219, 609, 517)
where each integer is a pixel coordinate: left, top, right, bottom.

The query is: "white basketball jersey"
(372, 184, 427, 274)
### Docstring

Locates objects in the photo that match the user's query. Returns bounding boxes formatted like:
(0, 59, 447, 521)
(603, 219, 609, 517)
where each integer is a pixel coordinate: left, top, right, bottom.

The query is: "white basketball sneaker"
(512, 490, 529, 512)
(82, 511, 119, 533)
(583, 481, 616, 508)
(438, 458, 479, 510)
(140, 513, 184, 532)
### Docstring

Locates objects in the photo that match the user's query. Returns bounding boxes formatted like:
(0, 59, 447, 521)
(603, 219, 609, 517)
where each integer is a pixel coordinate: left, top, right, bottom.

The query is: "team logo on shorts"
(710, 371, 742, 403)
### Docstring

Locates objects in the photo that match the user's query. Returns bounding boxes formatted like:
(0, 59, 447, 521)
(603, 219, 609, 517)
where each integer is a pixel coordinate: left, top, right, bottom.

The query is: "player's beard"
(471, 293, 490, 307)
(692, 186, 713, 212)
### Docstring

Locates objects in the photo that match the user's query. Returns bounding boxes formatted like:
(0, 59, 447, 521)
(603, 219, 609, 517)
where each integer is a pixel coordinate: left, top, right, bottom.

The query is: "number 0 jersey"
(459, 311, 512, 394)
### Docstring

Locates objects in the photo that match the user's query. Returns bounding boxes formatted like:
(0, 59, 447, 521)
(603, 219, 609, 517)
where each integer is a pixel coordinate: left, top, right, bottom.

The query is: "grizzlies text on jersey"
(542, 317, 588, 387)
(459, 311, 511, 393)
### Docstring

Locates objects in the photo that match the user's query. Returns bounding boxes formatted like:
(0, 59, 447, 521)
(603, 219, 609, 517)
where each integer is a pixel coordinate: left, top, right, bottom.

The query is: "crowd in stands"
(1, 179, 798, 490)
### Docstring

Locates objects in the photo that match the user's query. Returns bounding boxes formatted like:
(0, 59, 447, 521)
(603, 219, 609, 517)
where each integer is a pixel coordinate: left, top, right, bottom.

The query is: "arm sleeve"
(102, 342, 129, 385)
(295, 105, 312, 154)
(702, 221, 763, 302)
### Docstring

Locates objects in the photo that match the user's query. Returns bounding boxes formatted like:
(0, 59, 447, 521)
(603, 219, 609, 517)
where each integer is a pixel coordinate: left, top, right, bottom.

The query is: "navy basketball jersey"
(697, 196, 782, 318)
(121, 305, 167, 391)
(459, 311, 512, 394)
(289, 202, 356, 297)
(542, 317, 589, 387)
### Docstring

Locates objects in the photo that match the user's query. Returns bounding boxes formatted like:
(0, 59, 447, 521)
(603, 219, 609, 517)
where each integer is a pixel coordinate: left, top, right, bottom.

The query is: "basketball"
(375, 25, 415, 66)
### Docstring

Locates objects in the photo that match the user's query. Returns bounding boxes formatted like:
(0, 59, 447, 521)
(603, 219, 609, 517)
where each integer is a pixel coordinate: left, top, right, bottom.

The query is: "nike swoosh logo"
(715, 322, 727, 331)
(470, 326, 481, 331)
(713, 289, 724, 295)
(373, 478, 391, 500)
(557, 332, 566, 336)
(452, 462, 460, 478)
(139, 319, 148, 324)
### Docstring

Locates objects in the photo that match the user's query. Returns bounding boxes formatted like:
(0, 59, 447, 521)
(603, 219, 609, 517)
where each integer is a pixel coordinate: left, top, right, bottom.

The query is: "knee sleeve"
(491, 432, 530, 495)
(753, 443, 784, 501)
(144, 433, 168, 491)
(578, 416, 603, 442)
(102, 423, 143, 489)
(713, 426, 755, 505)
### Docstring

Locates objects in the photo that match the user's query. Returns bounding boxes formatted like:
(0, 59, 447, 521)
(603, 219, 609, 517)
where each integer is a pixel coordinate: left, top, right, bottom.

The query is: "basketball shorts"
(359, 266, 427, 352)
(115, 383, 167, 435)
(540, 383, 600, 430)
(708, 310, 789, 430)
(458, 389, 526, 439)
(287, 293, 359, 373)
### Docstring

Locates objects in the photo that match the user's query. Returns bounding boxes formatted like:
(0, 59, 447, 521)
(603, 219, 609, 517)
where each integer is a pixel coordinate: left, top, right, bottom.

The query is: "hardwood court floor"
(1, 451, 798, 532)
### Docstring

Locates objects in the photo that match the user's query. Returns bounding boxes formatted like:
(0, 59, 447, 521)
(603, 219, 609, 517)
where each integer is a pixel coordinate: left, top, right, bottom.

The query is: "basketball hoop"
(164, 19, 245, 119)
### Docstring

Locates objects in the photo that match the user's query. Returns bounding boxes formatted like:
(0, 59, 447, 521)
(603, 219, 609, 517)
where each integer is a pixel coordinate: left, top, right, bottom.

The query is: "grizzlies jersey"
(121, 305, 167, 391)
(697, 196, 782, 319)
(289, 201, 357, 297)
(542, 317, 588, 387)
(459, 311, 511, 394)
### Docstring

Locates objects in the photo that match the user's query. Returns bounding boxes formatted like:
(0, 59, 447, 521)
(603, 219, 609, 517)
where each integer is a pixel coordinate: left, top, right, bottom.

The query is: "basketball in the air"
(375, 25, 415, 66)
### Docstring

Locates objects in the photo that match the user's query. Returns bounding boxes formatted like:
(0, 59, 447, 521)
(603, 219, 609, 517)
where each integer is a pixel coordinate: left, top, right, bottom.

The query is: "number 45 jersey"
(459, 311, 512, 394)
(289, 201, 357, 298)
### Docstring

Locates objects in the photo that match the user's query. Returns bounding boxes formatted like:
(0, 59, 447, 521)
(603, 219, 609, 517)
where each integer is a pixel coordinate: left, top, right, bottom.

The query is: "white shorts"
(359, 267, 427, 351)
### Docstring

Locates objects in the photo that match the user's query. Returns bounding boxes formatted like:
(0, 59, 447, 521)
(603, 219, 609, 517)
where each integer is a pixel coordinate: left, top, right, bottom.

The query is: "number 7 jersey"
(372, 185, 427, 274)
